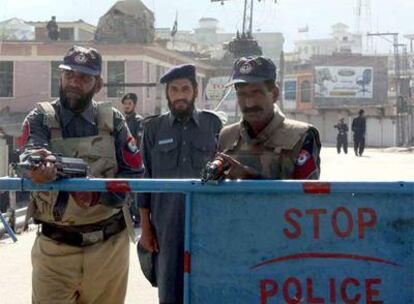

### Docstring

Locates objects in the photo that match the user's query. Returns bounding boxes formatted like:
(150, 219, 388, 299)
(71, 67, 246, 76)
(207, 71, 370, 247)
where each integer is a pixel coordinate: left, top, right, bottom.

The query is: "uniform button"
(183, 141, 186, 146)
(183, 126, 187, 130)
(183, 157, 187, 162)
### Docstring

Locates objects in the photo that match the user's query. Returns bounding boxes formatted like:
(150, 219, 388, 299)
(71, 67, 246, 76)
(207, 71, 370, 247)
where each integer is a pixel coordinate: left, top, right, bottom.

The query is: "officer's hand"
(217, 153, 259, 180)
(140, 224, 159, 253)
(27, 149, 57, 184)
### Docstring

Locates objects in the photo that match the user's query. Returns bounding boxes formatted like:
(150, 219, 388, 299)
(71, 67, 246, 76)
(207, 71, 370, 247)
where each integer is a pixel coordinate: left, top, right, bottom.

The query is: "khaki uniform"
(27, 101, 130, 304)
(219, 107, 321, 179)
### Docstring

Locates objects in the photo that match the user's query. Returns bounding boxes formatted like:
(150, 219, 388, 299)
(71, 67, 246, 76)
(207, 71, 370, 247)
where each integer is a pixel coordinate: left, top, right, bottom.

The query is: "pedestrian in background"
(352, 109, 366, 156)
(121, 92, 143, 227)
(334, 117, 348, 154)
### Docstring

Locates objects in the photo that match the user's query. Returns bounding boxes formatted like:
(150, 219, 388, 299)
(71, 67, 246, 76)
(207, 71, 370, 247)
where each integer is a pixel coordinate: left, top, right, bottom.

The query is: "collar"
(168, 109, 200, 127)
(59, 99, 96, 127)
(240, 105, 285, 145)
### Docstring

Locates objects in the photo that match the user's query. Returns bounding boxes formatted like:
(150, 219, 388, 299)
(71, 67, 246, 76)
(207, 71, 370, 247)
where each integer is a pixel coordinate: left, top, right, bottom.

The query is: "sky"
(1, 0, 413, 51)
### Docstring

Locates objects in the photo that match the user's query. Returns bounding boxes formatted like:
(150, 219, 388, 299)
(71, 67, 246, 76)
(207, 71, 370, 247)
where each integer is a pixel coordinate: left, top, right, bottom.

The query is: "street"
(0, 147, 413, 304)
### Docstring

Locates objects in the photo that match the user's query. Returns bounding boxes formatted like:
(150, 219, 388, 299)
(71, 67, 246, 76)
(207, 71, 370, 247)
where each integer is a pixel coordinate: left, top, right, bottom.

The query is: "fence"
(0, 177, 413, 303)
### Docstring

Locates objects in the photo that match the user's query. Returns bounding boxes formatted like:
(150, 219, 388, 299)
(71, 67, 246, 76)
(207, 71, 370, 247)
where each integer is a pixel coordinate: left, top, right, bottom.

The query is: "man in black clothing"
(352, 109, 366, 156)
(46, 16, 59, 41)
(121, 93, 143, 145)
(121, 92, 143, 226)
(334, 118, 348, 154)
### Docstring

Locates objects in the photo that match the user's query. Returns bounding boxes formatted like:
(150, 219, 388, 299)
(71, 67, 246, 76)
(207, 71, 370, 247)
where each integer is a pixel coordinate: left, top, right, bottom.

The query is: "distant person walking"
(352, 109, 366, 156)
(334, 118, 348, 154)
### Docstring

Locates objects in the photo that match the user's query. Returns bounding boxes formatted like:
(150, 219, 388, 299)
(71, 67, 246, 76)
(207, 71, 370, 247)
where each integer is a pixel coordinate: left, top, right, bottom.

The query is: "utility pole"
(367, 32, 410, 146)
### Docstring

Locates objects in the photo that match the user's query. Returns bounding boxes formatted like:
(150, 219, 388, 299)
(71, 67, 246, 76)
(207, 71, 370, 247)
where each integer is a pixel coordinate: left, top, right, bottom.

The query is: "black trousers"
(353, 134, 365, 156)
(336, 134, 348, 154)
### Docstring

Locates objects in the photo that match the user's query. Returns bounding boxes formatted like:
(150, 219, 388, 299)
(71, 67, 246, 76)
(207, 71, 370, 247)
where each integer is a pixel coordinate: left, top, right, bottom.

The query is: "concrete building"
(294, 23, 362, 62)
(281, 53, 403, 147)
(155, 17, 284, 63)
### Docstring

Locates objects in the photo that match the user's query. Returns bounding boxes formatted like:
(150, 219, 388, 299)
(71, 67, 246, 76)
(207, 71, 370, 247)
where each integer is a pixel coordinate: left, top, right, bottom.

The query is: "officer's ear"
(272, 86, 279, 103)
(94, 77, 104, 94)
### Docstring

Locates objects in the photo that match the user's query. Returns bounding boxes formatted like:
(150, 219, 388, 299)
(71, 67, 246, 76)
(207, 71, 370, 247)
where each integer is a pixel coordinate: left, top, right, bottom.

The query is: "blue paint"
(0, 178, 413, 302)
(0, 212, 17, 242)
(189, 192, 414, 303)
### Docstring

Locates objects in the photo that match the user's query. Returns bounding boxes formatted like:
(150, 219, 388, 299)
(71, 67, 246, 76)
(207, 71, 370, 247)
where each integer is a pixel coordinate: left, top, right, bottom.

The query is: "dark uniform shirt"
(20, 99, 142, 176)
(352, 116, 366, 136)
(19, 99, 143, 206)
(138, 109, 222, 303)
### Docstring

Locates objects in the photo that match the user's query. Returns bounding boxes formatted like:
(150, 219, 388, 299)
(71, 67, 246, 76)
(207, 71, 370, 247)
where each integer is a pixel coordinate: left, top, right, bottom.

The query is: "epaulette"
(201, 109, 226, 124)
(142, 114, 161, 125)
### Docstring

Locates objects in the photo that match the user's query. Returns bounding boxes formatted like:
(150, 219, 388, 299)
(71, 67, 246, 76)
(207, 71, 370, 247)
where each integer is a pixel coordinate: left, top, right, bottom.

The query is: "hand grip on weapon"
(26, 149, 58, 184)
(217, 153, 260, 180)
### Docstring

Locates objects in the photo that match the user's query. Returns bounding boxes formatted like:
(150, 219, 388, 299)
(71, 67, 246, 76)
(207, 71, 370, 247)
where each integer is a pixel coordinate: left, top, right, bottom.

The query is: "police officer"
(20, 45, 143, 304)
(352, 109, 366, 156)
(334, 118, 349, 154)
(121, 92, 143, 226)
(218, 56, 321, 180)
(138, 64, 222, 303)
(121, 92, 143, 145)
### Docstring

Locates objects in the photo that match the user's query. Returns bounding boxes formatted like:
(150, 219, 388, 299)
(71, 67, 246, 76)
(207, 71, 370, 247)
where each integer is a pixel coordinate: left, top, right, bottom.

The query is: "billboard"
(315, 66, 373, 99)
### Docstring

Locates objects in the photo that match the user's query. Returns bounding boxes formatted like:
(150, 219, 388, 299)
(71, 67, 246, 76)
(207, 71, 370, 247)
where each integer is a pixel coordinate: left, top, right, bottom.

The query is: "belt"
(40, 212, 126, 247)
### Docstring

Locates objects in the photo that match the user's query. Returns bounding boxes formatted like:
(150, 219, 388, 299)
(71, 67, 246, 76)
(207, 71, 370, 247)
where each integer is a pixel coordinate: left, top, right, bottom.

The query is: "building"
(294, 23, 362, 62)
(155, 17, 285, 64)
(281, 53, 402, 147)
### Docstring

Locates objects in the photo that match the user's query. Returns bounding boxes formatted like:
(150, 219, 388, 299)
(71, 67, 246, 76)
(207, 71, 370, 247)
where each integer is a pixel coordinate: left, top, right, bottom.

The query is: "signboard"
(188, 188, 413, 303)
(314, 66, 374, 99)
(205, 77, 231, 102)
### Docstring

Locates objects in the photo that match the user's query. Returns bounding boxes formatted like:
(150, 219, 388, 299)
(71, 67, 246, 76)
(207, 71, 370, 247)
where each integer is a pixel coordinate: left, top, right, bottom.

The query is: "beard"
(167, 97, 195, 121)
(60, 85, 95, 112)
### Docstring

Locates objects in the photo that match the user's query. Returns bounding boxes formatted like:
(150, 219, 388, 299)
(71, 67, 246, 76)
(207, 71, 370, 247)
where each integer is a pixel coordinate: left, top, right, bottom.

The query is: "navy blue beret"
(160, 64, 196, 84)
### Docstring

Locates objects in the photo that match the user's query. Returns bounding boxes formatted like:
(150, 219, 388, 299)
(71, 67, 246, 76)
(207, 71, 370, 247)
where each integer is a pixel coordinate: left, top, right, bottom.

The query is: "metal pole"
(249, 0, 254, 35)
(242, 0, 248, 34)
(184, 192, 193, 304)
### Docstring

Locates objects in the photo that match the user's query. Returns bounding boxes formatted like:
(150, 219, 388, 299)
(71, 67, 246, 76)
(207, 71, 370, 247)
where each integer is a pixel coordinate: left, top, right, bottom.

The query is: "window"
(59, 28, 74, 40)
(50, 61, 62, 98)
(301, 80, 311, 102)
(0, 61, 13, 97)
(284, 80, 297, 100)
(107, 61, 125, 98)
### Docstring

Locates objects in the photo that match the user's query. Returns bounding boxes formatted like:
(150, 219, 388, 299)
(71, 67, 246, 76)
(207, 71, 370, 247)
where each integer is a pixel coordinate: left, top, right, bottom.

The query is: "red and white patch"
(293, 149, 317, 179)
(17, 119, 30, 148)
(122, 136, 142, 169)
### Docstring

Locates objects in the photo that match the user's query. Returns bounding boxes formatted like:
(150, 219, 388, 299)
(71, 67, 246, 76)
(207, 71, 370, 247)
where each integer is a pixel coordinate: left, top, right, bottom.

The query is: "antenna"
(354, 0, 372, 53)
(211, 0, 279, 57)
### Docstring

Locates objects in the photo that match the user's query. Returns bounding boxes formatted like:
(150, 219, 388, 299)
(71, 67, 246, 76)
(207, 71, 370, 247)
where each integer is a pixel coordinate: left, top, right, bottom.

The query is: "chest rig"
(31, 101, 119, 226)
(219, 113, 309, 179)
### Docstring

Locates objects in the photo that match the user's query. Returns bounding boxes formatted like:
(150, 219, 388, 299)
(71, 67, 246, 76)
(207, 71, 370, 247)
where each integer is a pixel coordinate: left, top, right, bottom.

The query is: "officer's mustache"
(242, 106, 263, 113)
(172, 98, 191, 105)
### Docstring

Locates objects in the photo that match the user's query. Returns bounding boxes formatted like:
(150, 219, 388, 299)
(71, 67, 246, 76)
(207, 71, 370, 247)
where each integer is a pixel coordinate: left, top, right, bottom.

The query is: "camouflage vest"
(218, 110, 310, 179)
(30, 101, 119, 225)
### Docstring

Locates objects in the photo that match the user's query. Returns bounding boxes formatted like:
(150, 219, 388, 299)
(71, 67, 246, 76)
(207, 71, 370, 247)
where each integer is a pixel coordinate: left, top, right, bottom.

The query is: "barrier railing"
(0, 177, 413, 303)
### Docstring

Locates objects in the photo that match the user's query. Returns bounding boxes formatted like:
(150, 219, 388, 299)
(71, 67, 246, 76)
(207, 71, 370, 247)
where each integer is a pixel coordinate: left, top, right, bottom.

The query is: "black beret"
(122, 93, 138, 104)
(160, 64, 196, 84)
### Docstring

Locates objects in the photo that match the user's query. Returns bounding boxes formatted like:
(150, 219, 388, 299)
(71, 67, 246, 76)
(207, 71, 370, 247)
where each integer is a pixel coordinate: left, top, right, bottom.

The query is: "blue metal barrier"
(0, 177, 413, 303)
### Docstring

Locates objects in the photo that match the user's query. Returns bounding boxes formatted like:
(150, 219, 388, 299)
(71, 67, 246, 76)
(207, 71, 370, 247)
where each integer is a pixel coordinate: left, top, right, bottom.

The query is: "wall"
(288, 111, 398, 147)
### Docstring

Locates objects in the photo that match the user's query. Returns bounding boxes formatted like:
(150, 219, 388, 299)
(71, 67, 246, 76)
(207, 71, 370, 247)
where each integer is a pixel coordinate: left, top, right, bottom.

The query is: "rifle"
(13, 154, 90, 222)
(201, 155, 230, 183)
(13, 154, 89, 178)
